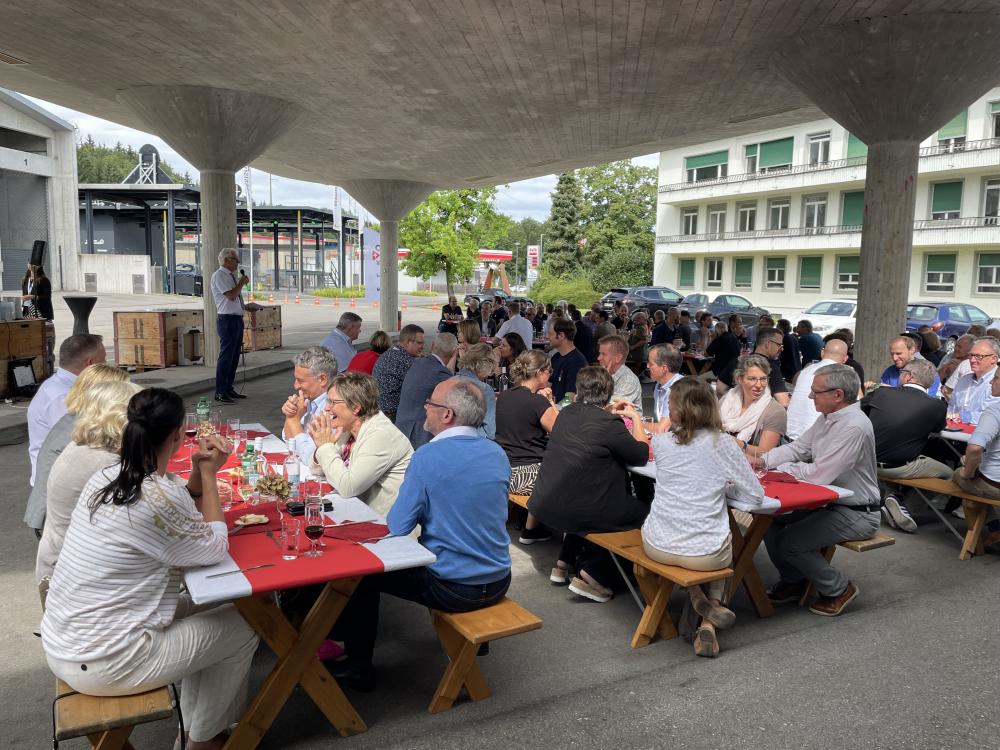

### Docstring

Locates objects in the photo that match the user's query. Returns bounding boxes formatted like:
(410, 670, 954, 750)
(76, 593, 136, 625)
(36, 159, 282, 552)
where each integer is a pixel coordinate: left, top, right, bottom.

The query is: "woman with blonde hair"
(457, 343, 498, 439)
(719, 354, 786, 455)
(23, 363, 129, 533)
(36, 380, 143, 594)
(642, 378, 765, 658)
(457, 318, 483, 359)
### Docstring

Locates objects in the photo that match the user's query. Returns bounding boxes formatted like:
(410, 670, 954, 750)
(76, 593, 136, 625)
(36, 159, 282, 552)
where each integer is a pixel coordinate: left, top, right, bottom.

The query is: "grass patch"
(314, 286, 365, 298)
(404, 290, 441, 297)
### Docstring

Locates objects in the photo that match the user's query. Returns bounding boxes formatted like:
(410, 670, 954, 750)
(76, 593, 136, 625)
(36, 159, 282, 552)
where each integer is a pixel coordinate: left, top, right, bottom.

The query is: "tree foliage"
(528, 270, 599, 309)
(494, 216, 544, 286)
(587, 247, 653, 291)
(77, 136, 188, 184)
(399, 188, 511, 296)
(577, 161, 656, 269)
(542, 172, 584, 276)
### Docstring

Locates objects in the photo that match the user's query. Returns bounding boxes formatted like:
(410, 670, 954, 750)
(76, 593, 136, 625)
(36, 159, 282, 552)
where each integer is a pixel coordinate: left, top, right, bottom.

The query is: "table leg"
(225, 577, 366, 749)
(725, 513, 775, 618)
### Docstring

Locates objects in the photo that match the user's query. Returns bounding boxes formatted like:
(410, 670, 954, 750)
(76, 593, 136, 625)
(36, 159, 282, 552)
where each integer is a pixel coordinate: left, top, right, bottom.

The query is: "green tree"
(542, 172, 583, 276)
(77, 137, 187, 183)
(400, 188, 510, 297)
(588, 247, 652, 291)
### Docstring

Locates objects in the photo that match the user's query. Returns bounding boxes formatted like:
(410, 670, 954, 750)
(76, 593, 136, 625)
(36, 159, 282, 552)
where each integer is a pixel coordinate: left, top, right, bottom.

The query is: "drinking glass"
(234, 429, 248, 455)
(183, 413, 198, 447)
(303, 501, 325, 558)
(281, 518, 301, 560)
(227, 418, 241, 437)
(210, 408, 223, 434)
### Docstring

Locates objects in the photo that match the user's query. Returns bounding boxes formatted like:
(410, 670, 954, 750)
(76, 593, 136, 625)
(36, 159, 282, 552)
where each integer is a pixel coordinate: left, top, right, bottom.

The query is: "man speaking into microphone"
(211, 248, 250, 403)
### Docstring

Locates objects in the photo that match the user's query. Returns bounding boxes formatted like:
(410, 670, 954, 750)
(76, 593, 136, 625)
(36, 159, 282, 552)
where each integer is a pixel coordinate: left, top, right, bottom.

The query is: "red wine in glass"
(304, 525, 325, 541)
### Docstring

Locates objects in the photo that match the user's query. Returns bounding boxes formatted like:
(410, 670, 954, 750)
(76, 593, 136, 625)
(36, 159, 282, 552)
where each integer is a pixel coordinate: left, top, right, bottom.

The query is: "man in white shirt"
(947, 336, 999, 424)
(597, 334, 642, 409)
(647, 344, 684, 423)
(939, 334, 974, 399)
(210, 247, 250, 404)
(321, 312, 362, 373)
(281, 346, 338, 467)
(786, 338, 849, 440)
(496, 301, 534, 348)
(27, 333, 106, 486)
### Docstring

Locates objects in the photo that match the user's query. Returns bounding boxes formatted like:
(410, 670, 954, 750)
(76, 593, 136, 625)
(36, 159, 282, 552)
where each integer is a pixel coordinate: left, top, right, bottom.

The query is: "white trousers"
(47, 600, 258, 742)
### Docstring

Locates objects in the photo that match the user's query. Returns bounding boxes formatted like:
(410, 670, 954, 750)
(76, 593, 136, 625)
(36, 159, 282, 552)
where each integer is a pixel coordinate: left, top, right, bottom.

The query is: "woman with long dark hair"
(21, 264, 53, 319)
(41, 388, 258, 750)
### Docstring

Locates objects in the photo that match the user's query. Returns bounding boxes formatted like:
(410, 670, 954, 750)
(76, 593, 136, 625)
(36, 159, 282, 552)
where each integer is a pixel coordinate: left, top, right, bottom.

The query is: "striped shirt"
(41, 466, 228, 661)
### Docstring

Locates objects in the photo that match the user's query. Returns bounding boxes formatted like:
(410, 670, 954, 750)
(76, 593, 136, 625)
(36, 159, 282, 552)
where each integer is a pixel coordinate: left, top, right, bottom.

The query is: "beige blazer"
(314, 411, 413, 516)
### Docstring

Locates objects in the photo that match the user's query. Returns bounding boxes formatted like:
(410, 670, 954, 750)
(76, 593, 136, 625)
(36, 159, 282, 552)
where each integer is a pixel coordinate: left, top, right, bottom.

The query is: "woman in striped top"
(41, 388, 258, 750)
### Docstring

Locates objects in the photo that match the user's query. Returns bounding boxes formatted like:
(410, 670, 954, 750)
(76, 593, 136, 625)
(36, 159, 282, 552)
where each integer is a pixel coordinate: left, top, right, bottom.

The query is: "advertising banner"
(526, 244, 540, 282)
(362, 227, 381, 303)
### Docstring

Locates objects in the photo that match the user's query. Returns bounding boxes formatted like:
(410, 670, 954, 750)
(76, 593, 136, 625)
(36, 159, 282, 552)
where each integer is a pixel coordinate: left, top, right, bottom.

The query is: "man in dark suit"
(860, 358, 951, 533)
(394, 333, 459, 449)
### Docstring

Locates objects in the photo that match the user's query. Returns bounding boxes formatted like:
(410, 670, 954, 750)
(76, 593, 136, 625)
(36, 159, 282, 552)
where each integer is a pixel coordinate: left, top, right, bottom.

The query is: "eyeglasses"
(424, 399, 451, 411)
(327, 399, 347, 405)
(742, 376, 768, 385)
(969, 353, 998, 361)
(810, 387, 838, 396)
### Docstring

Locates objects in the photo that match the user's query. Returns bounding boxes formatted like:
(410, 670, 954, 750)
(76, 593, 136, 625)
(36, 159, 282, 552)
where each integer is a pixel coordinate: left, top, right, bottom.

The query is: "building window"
(684, 151, 728, 183)
(841, 191, 865, 227)
(682, 207, 699, 235)
(765, 257, 785, 289)
(707, 205, 726, 236)
(938, 109, 968, 152)
(744, 144, 757, 173)
(977, 253, 1000, 294)
(798, 256, 822, 291)
(757, 137, 794, 172)
(768, 198, 790, 230)
(803, 195, 827, 231)
(737, 202, 756, 232)
(925, 254, 956, 294)
(836, 256, 859, 291)
(985, 178, 1000, 226)
(846, 132, 868, 161)
(678, 259, 695, 288)
(705, 259, 723, 288)
(931, 181, 963, 220)
(733, 258, 753, 289)
(808, 132, 831, 165)
(991, 102, 1000, 139)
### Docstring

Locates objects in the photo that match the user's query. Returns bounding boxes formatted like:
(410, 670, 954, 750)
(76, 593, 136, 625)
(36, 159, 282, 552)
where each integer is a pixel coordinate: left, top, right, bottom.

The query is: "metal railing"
(659, 137, 1000, 193)
(657, 216, 1000, 244)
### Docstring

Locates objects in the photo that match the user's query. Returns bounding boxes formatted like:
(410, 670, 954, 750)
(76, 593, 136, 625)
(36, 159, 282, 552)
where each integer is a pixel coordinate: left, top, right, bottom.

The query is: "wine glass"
(183, 413, 198, 448)
(303, 501, 325, 558)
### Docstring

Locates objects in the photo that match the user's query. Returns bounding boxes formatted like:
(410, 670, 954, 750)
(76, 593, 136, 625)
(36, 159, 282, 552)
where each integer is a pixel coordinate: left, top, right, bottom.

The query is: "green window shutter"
(758, 137, 794, 168)
(932, 182, 963, 214)
(841, 191, 865, 226)
(678, 259, 695, 287)
(926, 254, 956, 273)
(938, 109, 968, 139)
(846, 133, 868, 159)
(734, 258, 753, 285)
(991, 102, 1000, 114)
(745, 144, 758, 157)
(979, 253, 1000, 267)
(799, 256, 822, 288)
(766, 257, 784, 272)
(838, 256, 859, 275)
(684, 150, 729, 171)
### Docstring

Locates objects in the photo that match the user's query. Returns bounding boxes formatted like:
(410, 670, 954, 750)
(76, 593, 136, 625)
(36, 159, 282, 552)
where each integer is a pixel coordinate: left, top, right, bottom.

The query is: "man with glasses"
(878, 335, 941, 396)
(947, 336, 1000, 425)
(717, 328, 790, 407)
(861, 359, 951, 533)
(954, 371, 1000, 554)
(753, 364, 880, 617)
(372, 324, 426, 422)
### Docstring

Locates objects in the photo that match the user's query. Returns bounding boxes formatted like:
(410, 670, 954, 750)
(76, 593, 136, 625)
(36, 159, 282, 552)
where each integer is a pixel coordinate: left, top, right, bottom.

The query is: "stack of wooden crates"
(0, 319, 55, 396)
(113, 310, 205, 369)
(243, 305, 282, 352)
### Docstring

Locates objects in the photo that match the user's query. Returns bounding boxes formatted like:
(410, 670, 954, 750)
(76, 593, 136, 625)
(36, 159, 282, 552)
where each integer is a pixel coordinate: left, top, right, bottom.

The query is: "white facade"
(0, 89, 80, 293)
(654, 88, 1000, 316)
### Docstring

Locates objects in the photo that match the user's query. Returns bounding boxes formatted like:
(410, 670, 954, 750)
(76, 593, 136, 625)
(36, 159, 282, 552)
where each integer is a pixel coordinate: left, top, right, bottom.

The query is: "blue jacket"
(395, 356, 453, 449)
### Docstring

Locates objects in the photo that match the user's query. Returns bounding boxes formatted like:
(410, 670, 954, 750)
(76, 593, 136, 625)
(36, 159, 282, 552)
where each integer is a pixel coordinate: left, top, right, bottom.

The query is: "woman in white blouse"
(309, 371, 413, 516)
(41, 388, 258, 750)
(641, 377, 765, 658)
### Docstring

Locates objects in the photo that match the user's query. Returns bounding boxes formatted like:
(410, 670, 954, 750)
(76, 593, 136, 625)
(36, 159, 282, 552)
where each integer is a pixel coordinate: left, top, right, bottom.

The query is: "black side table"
(64, 295, 97, 336)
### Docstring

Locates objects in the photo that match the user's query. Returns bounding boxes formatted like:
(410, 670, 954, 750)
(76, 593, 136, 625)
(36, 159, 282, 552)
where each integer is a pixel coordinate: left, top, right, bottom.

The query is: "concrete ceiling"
(0, 0, 996, 190)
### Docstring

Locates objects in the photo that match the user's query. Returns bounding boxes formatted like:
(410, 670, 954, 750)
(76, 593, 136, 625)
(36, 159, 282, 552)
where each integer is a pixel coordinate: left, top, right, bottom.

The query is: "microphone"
(239, 268, 247, 278)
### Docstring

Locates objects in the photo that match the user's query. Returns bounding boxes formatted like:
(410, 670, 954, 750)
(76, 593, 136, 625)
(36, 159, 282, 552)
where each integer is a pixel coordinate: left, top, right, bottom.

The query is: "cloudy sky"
(29, 96, 658, 222)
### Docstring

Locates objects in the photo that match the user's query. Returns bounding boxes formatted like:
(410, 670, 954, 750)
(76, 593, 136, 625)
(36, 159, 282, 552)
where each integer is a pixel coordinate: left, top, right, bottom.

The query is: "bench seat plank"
(54, 679, 173, 741)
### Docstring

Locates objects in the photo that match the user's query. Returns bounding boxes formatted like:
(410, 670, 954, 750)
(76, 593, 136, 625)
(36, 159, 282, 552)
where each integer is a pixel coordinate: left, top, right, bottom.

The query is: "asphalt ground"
(3, 368, 1000, 748)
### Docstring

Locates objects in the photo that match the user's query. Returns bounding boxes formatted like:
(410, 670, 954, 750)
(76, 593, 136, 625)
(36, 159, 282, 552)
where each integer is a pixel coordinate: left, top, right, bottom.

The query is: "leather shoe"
(327, 661, 376, 692)
(227, 390, 248, 399)
(213, 393, 235, 404)
(767, 579, 807, 604)
(983, 530, 1000, 555)
(808, 581, 859, 617)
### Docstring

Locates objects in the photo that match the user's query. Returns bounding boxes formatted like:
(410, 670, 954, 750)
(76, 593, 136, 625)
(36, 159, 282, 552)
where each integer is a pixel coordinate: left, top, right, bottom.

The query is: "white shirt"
(946, 358, 973, 391)
(27, 368, 76, 486)
(430, 426, 479, 443)
(610, 364, 642, 410)
(210, 267, 244, 315)
(652, 372, 684, 421)
(497, 314, 534, 348)
(786, 358, 837, 440)
(281, 391, 328, 466)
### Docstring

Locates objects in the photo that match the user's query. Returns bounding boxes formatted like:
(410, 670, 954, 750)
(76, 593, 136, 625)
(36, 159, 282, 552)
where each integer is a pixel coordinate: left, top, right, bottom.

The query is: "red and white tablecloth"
(184, 496, 436, 605)
(936, 421, 975, 443)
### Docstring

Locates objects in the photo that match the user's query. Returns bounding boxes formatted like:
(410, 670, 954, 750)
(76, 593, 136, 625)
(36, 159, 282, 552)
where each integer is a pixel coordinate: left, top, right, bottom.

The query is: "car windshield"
(906, 305, 938, 321)
(804, 301, 856, 317)
(683, 294, 708, 306)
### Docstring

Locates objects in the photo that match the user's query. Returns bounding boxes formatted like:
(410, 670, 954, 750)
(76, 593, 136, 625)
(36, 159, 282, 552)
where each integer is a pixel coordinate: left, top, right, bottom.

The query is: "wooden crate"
(244, 305, 281, 329)
(243, 325, 282, 352)
(113, 310, 204, 369)
(0, 319, 53, 396)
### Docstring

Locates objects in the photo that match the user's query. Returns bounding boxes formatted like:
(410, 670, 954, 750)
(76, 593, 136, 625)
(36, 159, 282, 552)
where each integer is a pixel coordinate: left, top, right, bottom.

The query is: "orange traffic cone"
(402, 299, 408, 310)
(249, 292, 255, 302)
(349, 298, 356, 308)
(295, 294, 301, 304)
(334, 297, 340, 307)
(268, 292, 274, 303)
(313, 296, 320, 305)
(373, 300, 380, 309)
(283, 293, 289, 304)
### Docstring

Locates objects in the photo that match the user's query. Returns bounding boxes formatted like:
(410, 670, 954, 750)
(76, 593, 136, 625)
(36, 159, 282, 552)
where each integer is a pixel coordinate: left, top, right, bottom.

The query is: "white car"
(798, 299, 857, 336)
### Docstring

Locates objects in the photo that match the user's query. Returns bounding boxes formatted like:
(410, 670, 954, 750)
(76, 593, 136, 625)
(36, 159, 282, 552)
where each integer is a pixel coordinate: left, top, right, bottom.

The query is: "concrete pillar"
(771, 12, 1000, 376)
(341, 179, 436, 332)
(118, 85, 304, 364)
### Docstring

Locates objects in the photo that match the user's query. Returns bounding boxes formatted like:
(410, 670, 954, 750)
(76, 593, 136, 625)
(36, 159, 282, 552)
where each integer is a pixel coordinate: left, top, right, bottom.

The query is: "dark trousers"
(338, 567, 511, 666)
(559, 534, 619, 589)
(216, 314, 244, 395)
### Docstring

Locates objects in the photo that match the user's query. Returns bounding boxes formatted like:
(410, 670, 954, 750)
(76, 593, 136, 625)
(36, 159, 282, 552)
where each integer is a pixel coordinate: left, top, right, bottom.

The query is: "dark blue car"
(905, 301, 999, 345)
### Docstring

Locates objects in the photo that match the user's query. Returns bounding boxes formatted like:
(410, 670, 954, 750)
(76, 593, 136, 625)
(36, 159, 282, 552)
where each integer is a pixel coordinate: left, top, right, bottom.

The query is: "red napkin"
(946, 420, 976, 435)
(323, 521, 389, 543)
(299, 479, 334, 496)
(760, 471, 798, 483)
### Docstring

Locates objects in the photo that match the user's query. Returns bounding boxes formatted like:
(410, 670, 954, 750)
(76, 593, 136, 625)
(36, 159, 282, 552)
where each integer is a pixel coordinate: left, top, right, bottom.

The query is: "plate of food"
(233, 513, 269, 527)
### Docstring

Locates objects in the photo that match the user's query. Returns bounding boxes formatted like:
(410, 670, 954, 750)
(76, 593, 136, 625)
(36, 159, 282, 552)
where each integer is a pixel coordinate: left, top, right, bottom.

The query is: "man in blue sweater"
(330, 377, 512, 690)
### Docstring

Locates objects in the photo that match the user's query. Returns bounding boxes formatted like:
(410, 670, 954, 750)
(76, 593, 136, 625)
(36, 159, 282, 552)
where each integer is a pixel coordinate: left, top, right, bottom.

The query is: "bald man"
(786, 338, 849, 440)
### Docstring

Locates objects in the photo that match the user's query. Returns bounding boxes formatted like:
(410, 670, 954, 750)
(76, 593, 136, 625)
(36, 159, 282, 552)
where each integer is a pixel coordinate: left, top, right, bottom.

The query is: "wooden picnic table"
(682, 353, 714, 377)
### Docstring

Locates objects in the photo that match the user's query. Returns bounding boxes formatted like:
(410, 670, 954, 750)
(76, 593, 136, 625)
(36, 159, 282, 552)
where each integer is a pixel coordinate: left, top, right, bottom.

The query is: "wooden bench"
(428, 597, 542, 714)
(882, 476, 1000, 559)
(584, 529, 732, 649)
(53, 679, 175, 749)
(798, 531, 896, 606)
(509, 493, 530, 510)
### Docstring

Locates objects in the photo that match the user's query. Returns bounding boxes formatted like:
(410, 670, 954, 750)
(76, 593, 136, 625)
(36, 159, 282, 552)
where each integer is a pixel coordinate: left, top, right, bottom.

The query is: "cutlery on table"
(206, 564, 276, 579)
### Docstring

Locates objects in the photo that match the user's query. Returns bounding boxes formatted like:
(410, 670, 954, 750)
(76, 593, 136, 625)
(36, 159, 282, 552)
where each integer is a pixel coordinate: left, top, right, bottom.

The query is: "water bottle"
(498, 367, 511, 392)
(196, 396, 210, 423)
(243, 444, 258, 486)
(558, 395, 572, 411)
(284, 454, 300, 487)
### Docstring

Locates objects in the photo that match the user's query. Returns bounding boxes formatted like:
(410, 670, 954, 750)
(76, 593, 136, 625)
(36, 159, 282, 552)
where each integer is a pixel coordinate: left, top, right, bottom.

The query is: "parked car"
(600, 286, 684, 316)
(464, 288, 510, 306)
(905, 301, 999, 346)
(678, 292, 769, 326)
(796, 299, 858, 336)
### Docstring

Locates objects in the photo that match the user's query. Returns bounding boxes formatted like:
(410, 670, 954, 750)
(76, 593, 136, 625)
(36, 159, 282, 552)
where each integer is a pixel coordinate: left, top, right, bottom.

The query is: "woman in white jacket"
(309, 372, 413, 516)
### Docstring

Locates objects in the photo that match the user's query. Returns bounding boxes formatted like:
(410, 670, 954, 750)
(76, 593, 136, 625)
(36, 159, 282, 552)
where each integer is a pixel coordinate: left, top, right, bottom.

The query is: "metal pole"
(166, 191, 176, 294)
(297, 209, 303, 292)
(85, 190, 94, 253)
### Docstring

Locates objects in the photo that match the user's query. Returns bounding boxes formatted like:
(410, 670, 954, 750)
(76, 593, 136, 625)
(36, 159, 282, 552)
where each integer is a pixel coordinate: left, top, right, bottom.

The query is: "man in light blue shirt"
(955, 373, 1000, 553)
(647, 344, 685, 423)
(320, 312, 362, 373)
(280, 346, 337, 466)
(210, 248, 249, 403)
(948, 337, 999, 424)
(880, 335, 940, 396)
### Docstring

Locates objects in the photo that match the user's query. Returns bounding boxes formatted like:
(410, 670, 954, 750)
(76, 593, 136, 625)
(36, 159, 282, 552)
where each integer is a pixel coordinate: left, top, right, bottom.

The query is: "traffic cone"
(295, 294, 301, 304)
(249, 292, 255, 302)
(349, 298, 356, 308)
(373, 300, 380, 309)
(334, 298, 340, 307)
(402, 299, 408, 310)
(268, 292, 274, 303)
(313, 296, 320, 306)
(283, 293, 289, 304)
